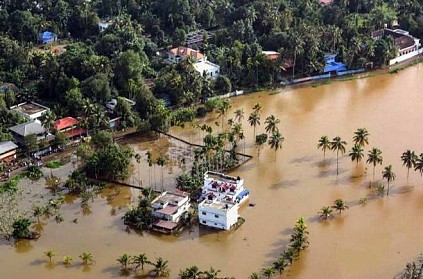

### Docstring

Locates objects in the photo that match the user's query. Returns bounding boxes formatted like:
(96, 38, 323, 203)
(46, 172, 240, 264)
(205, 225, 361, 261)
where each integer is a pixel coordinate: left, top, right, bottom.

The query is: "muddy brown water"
(2, 65, 423, 278)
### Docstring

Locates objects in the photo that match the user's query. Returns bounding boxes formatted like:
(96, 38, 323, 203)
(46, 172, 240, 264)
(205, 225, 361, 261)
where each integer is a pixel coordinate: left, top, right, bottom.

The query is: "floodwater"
(2, 64, 423, 278)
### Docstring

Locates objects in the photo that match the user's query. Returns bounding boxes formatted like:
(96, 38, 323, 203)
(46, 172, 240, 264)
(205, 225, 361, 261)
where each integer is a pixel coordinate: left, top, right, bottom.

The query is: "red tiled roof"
(320, 0, 333, 4)
(153, 220, 178, 230)
(64, 128, 85, 138)
(169, 46, 204, 59)
(54, 117, 78, 131)
(156, 205, 178, 215)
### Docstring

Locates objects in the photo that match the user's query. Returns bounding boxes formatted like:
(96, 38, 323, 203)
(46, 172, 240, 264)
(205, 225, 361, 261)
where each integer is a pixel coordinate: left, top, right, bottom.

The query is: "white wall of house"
(198, 200, 239, 230)
(389, 47, 423, 65)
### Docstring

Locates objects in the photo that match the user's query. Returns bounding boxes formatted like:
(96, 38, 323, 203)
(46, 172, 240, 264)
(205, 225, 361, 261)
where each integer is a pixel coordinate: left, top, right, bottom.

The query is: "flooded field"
(2, 64, 423, 278)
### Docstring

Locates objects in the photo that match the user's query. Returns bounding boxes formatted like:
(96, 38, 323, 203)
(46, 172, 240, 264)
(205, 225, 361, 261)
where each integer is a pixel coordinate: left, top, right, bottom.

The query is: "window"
(214, 223, 217, 226)
(214, 214, 219, 218)
(202, 212, 206, 215)
(202, 220, 207, 224)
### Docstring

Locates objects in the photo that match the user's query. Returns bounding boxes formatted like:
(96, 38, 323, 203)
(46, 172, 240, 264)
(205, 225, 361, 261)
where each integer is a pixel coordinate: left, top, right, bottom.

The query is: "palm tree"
(318, 206, 333, 219)
(401, 150, 417, 180)
(156, 155, 166, 189)
(42, 110, 56, 134)
(234, 108, 244, 123)
(268, 131, 284, 161)
(249, 273, 262, 279)
(366, 147, 383, 186)
(146, 150, 153, 187)
(117, 254, 132, 271)
(317, 136, 330, 158)
(252, 102, 262, 114)
(153, 257, 170, 277)
(332, 199, 349, 215)
(273, 257, 287, 275)
(382, 165, 396, 196)
(248, 112, 260, 138)
(414, 153, 423, 177)
(63, 255, 72, 266)
(353, 128, 369, 148)
(179, 265, 201, 279)
(217, 99, 231, 130)
(262, 267, 276, 278)
(79, 252, 95, 265)
(330, 136, 347, 175)
(264, 115, 280, 134)
(134, 153, 142, 186)
(349, 144, 364, 167)
(44, 249, 56, 263)
(133, 253, 149, 270)
(203, 267, 221, 279)
(33, 205, 43, 222)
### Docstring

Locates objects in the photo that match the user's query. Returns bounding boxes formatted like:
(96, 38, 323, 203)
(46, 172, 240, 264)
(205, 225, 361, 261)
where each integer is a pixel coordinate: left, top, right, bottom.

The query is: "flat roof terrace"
(153, 192, 187, 205)
(205, 171, 240, 184)
(200, 199, 237, 211)
(12, 102, 48, 115)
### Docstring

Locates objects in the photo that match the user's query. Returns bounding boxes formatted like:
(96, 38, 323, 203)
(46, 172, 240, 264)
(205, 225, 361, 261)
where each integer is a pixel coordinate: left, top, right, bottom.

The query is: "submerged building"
(198, 171, 249, 230)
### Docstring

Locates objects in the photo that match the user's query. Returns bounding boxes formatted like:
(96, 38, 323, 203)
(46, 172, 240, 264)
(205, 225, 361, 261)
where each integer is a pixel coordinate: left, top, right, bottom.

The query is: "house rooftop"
(54, 117, 79, 131)
(152, 191, 188, 205)
(200, 198, 237, 211)
(169, 46, 204, 59)
(0, 141, 18, 154)
(205, 171, 241, 184)
(11, 102, 49, 116)
(153, 220, 178, 231)
(9, 120, 45, 137)
(193, 60, 220, 73)
(372, 28, 418, 51)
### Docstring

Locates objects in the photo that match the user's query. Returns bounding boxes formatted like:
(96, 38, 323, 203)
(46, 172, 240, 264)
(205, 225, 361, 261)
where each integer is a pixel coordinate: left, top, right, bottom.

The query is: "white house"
(372, 28, 422, 65)
(198, 195, 239, 230)
(168, 46, 220, 78)
(11, 102, 50, 121)
(98, 20, 111, 32)
(198, 171, 249, 230)
(151, 191, 190, 233)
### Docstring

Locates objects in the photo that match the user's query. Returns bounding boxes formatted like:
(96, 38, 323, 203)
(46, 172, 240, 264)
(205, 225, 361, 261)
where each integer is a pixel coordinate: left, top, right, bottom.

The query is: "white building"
(193, 61, 220, 78)
(11, 102, 50, 121)
(372, 28, 423, 65)
(198, 195, 239, 230)
(151, 191, 190, 233)
(98, 21, 111, 32)
(198, 171, 249, 231)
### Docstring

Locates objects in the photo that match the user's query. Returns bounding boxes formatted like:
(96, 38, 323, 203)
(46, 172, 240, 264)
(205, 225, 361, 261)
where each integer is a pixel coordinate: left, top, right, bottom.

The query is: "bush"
(26, 166, 43, 180)
(196, 106, 207, 118)
(45, 161, 64, 169)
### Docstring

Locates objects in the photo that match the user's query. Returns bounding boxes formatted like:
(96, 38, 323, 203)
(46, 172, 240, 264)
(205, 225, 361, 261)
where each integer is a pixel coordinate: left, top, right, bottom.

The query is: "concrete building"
(198, 171, 249, 230)
(54, 117, 86, 139)
(0, 141, 18, 164)
(372, 28, 422, 65)
(198, 195, 239, 230)
(151, 191, 190, 233)
(9, 120, 53, 145)
(11, 102, 50, 121)
(193, 60, 220, 78)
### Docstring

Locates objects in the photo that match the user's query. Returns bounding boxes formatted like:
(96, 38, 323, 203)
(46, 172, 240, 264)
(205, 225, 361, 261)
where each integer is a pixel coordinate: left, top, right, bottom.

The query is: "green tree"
(248, 112, 260, 138)
(353, 128, 369, 148)
(401, 150, 417, 180)
(203, 267, 221, 279)
(234, 108, 244, 123)
(330, 136, 347, 175)
(332, 199, 349, 215)
(262, 266, 276, 278)
(249, 273, 262, 279)
(179, 265, 201, 279)
(79, 252, 95, 265)
(268, 130, 284, 161)
(63, 255, 73, 266)
(273, 257, 287, 275)
(133, 253, 149, 271)
(366, 147, 383, 186)
(12, 217, 32, 239)
(317, 136, 330, 158)
(153, 257, 170, 277)
(80, 73, 111, 103)
(264, 115, 280, 134)
(255, 133, 267, 157)
(349, 144, 364, 167)
(117, 254, 133, 271)
(382, 165, 396, 196)
(414, 153, 423, 177)
(214, 75, 232, 95)
(44, 249, 56, 263)
(318, 206, 333, 219)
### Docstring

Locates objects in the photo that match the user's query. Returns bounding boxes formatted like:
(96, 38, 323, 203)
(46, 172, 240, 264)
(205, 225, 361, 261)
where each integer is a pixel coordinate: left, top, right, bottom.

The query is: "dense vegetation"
(1, 0, 423, 142)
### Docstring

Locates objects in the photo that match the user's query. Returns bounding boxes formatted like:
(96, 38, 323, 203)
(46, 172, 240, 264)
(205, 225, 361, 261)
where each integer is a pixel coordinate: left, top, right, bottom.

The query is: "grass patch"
(45, 160, 64, 169)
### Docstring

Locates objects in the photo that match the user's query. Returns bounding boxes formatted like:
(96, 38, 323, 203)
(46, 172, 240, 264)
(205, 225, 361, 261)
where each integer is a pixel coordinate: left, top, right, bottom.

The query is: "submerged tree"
(248, 111, 260, 138)
(366, 147, 383, 187)
(268, 130, 284, 161)
(414, 153, 423, 177)
(401, 150, 417, 180)
(117, 254, 133, 271)
(318, 206, 333, 220)
(353, 128, 369, 148)
(330, 136, 347, 175)
(317, 136, 330, 158)
(349, 144, 364, 167)
(382, 165, 396, 196)
(332, 199, 349, 215)
(264, 115, 280, 134)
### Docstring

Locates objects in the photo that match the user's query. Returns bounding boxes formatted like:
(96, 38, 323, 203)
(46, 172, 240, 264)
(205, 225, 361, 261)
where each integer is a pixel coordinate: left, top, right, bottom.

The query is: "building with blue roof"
(323, 54, 347, 73)
(39, 31, 57, 44)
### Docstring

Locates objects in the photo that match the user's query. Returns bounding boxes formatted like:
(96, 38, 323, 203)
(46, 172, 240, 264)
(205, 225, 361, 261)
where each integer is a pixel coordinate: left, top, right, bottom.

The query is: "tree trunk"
(336, 150, 339, 175)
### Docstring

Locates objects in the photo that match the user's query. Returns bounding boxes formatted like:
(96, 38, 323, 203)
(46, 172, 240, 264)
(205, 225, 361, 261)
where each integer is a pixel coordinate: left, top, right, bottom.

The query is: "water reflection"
(14, 239, 33, 253)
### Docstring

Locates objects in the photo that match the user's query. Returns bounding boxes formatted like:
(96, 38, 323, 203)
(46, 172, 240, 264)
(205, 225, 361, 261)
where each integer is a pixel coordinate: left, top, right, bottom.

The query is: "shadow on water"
(14, 239, 34, 253)
(290, 155, 316, 164)
(270, 179, 301, 190)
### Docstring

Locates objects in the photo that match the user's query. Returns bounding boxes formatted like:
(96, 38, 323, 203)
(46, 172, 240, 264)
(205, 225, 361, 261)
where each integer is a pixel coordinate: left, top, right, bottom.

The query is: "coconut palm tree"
(217, 99, 231, 130)
(401, 150, 417, 180)
(156, 155, 166, 189)
(146, 150, 153, 187)
(318, 206, 333, 219)
(382, 165, 396, 196)
(252, 102, 262, 114)
(133, 253, 149, 270)
(249, 273, 262, 279)
(366, 147, 383, 186)
(349, 144, 364, 167)
(248, 112, 260, 138)
(63, 255, 72, 266)
(414, 153, 423, 177)
(134, 153, 142, 186)
(332, 199, 349, 215)
(153, 257, 170, 277)
(179, 265, 201, 279)
(268, 130, 284, 161)
(262, 267, 276, 278)
(79, 252, 95, 265)
(330, 136, 347, 175)
(317, 136, 330, 158)
(203, 267, 221, 279)
(234, 108, 244, 123)
(273, 257, 287, 275)
(264, 115, 280, 134)
(42, 110, 56, 134)
(44, 249, 56, 263)
(117, 254, 132, 271)
(353, 128, 369, 148)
